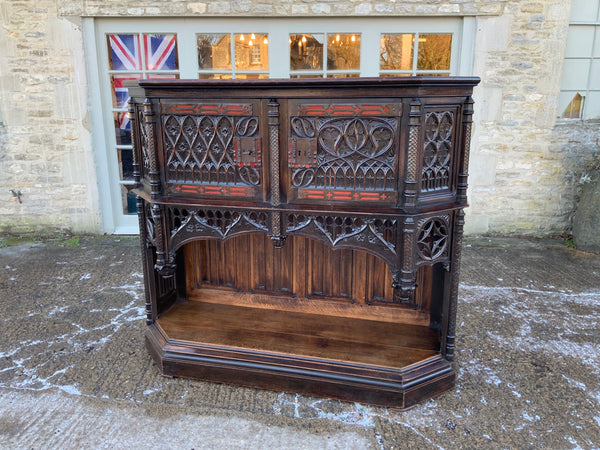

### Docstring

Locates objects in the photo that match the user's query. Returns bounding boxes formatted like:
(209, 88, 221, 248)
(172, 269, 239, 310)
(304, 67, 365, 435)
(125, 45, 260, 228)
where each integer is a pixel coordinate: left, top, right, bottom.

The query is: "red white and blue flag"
(144, 34, 177, 70)
(109, 34, 177, 71)
(109, 34, 142, 71)
(108, 34, 177, 135)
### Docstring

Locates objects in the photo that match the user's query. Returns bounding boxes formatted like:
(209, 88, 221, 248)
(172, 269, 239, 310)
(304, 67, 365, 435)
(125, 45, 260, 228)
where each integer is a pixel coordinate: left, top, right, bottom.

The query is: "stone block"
(573, 178, 600, 254)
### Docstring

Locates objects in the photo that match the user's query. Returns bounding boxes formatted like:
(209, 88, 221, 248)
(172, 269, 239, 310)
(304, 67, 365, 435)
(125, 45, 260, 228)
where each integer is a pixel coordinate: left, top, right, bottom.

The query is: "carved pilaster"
(129, 99, 141, 185)
(151, 203, 175, 276)
(445, 209, 465, 361)
(144, 98, 161, 201)
(136, 197, 154, 324)
(458, 96, 474, 205)
(393, 217, 417, 305)
(268, 99, 286, 247)
(404, 98, 422, 210)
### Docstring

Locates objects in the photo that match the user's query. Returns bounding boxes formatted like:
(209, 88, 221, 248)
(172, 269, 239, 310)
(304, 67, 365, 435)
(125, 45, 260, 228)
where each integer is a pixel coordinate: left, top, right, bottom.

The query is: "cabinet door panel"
(159, 99, 265, 202)
(284, 99, 403, 206)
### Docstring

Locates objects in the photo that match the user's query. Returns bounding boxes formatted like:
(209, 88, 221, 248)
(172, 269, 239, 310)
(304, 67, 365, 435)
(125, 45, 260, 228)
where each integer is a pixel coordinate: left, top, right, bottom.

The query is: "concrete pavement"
(1, 235, 599, 448)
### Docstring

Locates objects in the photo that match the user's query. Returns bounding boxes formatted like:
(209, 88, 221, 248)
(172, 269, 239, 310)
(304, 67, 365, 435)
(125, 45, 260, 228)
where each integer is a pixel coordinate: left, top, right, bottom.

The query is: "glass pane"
(591, 59, 600, 90)
(327, 34, 361, 71)
(558, 91, 585, 119)
(561, 59, 591, 90)
(290, 74, 325, 79)
(419, 73, 450, 77)
(110, 74, 141, 109)
(108, 34, 142, 70)
(114, 112, 131, 146)
(585, 91, 600, 119)
(198, 73, 233, 79)
(118, 148, 134, 181)
(417, 34, 452, 71)
(595, 27, 600, 57)
(121, 184, 138, 215)
(379, 73, 412, 77)
(234, 73, 269, 79)
(380, 34, 414, 71)
(569, 0, 599, 22)
(327, 73, 360, 78)
(234, 33, 269, 71)
(197, 34, 231, 70)
(290, 34, 324, 71)
(565, 26, 595, 58)
(143, 34, 178, 70)
(145, 73, 179, 81)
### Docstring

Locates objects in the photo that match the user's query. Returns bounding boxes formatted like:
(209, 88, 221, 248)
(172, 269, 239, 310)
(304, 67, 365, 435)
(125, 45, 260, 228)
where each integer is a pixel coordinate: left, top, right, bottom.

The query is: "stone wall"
(0, 1, 100, 234)
(0, 0, 596, 236)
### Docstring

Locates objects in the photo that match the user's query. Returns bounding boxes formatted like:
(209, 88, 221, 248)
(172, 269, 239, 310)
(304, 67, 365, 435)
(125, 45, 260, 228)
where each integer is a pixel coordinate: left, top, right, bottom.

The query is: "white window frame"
(558, 0, 600, 121)
(83, 17, 475, 234)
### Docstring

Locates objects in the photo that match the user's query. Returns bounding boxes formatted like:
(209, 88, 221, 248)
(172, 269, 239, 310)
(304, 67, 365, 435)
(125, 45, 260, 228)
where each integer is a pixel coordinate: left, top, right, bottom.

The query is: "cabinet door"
(158, 99, 266, 202)
(284, 99, 403, 206)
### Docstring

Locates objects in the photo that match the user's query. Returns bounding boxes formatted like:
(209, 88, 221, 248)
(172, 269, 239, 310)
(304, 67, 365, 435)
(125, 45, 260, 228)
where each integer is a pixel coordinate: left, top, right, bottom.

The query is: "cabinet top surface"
(127, 76, 480, 95)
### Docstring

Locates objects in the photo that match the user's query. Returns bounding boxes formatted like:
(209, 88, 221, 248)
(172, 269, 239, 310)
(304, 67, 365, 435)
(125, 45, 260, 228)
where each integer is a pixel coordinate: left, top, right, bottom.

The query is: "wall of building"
(0, 0, 597, 236)
(0, 1, 99, 234)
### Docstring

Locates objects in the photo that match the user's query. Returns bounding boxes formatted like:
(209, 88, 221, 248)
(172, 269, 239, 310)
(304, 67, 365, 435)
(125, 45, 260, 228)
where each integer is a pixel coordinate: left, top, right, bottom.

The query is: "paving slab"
(0, 235, 599, 448)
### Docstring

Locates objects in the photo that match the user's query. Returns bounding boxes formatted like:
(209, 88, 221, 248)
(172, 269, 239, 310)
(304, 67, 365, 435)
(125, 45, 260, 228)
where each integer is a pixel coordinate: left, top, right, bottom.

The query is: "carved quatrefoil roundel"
(417, 218, 448, 261)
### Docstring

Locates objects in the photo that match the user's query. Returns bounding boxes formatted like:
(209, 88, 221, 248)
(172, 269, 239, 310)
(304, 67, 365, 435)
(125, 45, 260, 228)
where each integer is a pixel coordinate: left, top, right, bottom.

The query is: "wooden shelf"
(148, 296, 454, 408)
(157, 299, 439, 369)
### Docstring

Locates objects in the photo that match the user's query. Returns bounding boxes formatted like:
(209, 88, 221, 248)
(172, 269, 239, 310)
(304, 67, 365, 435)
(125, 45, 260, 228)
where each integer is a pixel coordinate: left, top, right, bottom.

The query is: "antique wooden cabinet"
(127, 77, 479, 409)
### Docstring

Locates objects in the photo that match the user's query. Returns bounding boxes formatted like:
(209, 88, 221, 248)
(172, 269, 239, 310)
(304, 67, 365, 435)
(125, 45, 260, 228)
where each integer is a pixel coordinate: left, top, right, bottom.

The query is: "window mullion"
(361, 29, 380, 77)
(178, 28, 198, 78)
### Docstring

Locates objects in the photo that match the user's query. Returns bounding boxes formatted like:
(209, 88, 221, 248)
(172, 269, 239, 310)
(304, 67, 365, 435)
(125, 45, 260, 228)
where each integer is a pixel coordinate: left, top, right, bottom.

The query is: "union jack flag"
(108, 34, 177, 71)
(143, 34, 177, 70)
(109, 34, 142, 71)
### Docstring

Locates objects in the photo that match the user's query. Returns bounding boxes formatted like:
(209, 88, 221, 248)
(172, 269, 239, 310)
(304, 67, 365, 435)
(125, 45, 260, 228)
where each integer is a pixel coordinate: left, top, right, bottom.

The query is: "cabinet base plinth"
(145, 301, 455, 410)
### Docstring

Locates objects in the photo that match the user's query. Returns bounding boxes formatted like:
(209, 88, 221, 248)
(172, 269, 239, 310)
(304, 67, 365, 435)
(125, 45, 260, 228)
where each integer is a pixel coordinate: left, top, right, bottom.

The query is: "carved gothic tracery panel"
(422, 111, 454, 192)
(289, 113, 399, 201)
(286, 213, 398, 265)
(167, 207, 269, 247)
(416, 217, 449, 261)
(162, 108, 261, 189)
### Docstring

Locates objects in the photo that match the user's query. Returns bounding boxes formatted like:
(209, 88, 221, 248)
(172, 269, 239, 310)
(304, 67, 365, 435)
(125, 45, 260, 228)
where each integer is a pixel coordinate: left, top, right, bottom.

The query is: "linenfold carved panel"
(161, 102, 261, 194)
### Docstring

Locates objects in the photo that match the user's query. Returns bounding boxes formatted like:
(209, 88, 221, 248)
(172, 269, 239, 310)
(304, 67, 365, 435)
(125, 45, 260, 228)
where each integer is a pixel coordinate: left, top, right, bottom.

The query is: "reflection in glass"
(417, 34, 452, 71)
(380, 34, 414, 71)
(561, 92, 584, 119)
(327, 73, 360, 78)
(234, 34, 269, 70)
(290, 34, 324, 71)
(121, 184, 138, 215)
(198, 73, 233, 79)
(234, 73, 269, 79)
(114, 113, 131, 146)
(197, 34, 231, 70)
(143, 34, 178, 70)
(327, 34, 361, 71)
(108, 34, 141, 70)
(118, 148, 134, 181)
(111, 74, 142, 109)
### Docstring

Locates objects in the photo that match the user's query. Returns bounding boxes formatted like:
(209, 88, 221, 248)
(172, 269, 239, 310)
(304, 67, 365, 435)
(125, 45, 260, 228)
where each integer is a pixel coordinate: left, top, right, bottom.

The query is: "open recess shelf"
(127, 76, 479, 409)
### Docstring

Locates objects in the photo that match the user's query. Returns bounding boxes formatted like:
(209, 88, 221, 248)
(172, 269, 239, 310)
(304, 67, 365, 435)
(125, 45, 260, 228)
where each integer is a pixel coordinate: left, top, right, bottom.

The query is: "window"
(197, 33, 269, 79)
(107, 33, 179, 214)
(380, 33, 453, 76)
(88, 18, 471, 233)
(558, 0, 600, 120)
(290, 33, 361, 78)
